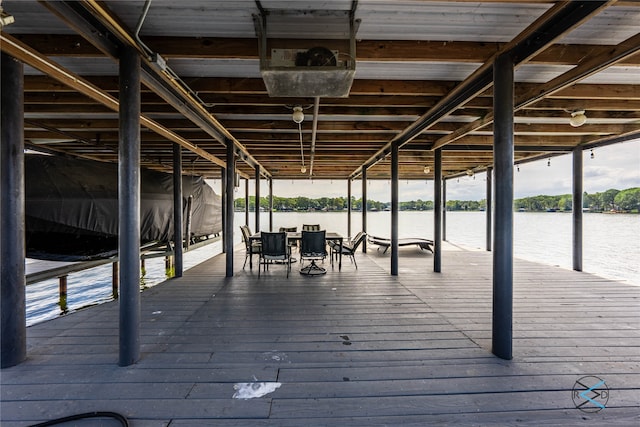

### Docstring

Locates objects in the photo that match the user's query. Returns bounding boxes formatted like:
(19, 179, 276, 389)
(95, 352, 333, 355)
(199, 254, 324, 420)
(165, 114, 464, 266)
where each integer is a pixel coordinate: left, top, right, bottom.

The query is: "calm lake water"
(26, 211, 639, 325)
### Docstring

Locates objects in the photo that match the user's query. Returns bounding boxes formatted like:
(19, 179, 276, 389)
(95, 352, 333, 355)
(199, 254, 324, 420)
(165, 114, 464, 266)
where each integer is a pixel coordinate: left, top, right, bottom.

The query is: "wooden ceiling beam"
(161, 121, 633, 135)
(23, 82, 640, 112)
(524, 98, 640, 111)
(23, 74, 640, 102)
(433, 29, 640, 150)
(22, 100, 640, 124)
(352, 1, 616, 178)
(11, 2, 638, 182)
(13, 34, 640, 66)
(448, 134, 582, 146)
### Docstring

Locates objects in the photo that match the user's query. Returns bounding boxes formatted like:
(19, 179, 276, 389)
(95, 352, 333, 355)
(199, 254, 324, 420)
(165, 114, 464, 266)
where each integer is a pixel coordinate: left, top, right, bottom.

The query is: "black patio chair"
(279, 226, 298, 252)
(299, 230, 328, 276)
(302, 224, 321, 231)
(259, 231, 291, 278)
(329, 231, 367, 269)
(240, 225, 261, 269)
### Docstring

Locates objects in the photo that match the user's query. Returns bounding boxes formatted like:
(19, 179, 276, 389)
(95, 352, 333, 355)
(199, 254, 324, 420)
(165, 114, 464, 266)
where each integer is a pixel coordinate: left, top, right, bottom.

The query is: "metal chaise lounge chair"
(368, 235, 434, 254)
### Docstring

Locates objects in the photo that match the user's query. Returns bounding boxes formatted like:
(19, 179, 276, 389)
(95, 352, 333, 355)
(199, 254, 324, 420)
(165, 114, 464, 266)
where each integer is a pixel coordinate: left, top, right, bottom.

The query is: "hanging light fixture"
(292, 106, 304, 124)
(547, 157, 551, 167)
(0, 6, 15, 28)
(569, 109, 587, 127)
(291, 106, 306, 173)
(590, 149, 595, 159)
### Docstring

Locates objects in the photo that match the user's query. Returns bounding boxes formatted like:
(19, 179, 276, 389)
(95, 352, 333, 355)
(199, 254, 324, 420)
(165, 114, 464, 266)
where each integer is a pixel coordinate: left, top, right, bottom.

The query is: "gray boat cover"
(25, 154, 222, 261)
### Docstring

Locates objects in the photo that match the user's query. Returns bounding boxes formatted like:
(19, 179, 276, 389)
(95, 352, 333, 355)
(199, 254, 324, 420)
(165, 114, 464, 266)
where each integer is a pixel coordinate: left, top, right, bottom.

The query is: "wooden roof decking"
(2, 246, 639, 425)
(1, 0, 639, 180)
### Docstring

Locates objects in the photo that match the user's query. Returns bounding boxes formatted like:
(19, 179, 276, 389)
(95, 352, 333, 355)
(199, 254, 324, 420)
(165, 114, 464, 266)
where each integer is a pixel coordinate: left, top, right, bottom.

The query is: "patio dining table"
(249, 231, 344, 271)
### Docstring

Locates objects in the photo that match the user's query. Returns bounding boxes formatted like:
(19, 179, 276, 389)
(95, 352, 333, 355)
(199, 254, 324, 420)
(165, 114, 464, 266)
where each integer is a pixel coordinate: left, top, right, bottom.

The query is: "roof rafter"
(349, 0, 616, 179)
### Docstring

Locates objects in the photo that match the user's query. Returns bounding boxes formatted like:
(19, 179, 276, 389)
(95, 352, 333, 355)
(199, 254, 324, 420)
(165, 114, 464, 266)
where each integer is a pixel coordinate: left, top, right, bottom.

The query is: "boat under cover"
(25, 154, 222, 261)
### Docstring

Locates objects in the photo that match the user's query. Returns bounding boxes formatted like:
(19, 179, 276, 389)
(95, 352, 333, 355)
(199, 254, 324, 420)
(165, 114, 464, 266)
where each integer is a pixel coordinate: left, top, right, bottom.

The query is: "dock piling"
(58, 276, 68, 314)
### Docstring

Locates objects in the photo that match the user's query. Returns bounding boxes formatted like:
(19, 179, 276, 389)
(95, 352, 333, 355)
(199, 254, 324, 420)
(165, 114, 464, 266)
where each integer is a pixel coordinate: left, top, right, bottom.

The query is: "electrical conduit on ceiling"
(309, 97, 320, 177)
(0, 32, 227, 170)
(79, 0, 269, 179)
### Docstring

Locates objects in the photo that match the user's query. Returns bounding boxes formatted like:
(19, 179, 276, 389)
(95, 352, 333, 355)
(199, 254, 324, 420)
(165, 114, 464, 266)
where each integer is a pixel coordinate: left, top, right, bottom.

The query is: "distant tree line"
(235, 196, 437, 212)
(234, 187, 639, 213)
(234, 196, 461, 212)
(515, 188, 640, 212)
(235, 196, 384, 212)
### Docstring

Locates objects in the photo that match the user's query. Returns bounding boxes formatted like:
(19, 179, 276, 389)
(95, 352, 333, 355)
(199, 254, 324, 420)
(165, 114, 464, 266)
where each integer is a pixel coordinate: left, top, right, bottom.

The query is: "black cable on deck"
(28, 411, 129, 427)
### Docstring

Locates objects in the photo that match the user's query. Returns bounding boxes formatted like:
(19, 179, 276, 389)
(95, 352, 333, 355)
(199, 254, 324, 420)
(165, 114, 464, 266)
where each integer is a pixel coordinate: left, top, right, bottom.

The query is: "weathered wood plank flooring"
(2, 244, 639, 426)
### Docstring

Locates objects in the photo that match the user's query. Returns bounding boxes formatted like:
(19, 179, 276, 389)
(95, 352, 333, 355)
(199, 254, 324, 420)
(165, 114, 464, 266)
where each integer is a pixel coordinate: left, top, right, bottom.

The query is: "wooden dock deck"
(2, 244, 639, 426)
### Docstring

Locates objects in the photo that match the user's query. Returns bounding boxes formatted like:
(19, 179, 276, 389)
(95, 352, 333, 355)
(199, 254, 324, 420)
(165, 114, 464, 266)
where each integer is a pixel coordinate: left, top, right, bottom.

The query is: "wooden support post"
(492, 53, 514, 360)
(347, 179, 352, 239)
(244, 178, 250, 226)
(391, 142, 399, 276)
(434, 148, 442, 273)
(118, 45, 141, 367)
(486, 166, 493, 252)
(225, 138, 236, 277)
(1, 52, 27, 368)
(255, 168, 261, 232)
(185, 195, 193, 251)
(573, 147, 583, 271)
(361, 166, 368, 253)
(173, 143, 183, 277)
(221, 166, 226, 253)
(442, 179, 447, 242)
(269, 178, 274, 232)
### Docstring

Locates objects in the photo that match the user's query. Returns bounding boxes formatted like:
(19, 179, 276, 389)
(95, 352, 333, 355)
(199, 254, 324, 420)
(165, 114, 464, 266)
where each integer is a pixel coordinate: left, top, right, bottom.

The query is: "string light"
(517, 165, 520, 172)
(547, 158, 551, 167)
(590, 149, 595, 159)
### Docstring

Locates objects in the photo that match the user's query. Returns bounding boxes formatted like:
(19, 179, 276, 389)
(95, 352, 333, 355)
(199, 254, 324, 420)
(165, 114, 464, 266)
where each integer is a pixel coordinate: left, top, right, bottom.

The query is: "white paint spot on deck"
(262, 350, 289, 362)
(233, 382, 281, 399)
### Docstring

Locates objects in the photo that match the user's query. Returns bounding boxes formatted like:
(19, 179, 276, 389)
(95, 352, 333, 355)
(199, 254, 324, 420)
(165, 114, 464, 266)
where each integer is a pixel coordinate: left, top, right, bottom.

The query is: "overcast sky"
(221, 139, 639, 202)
